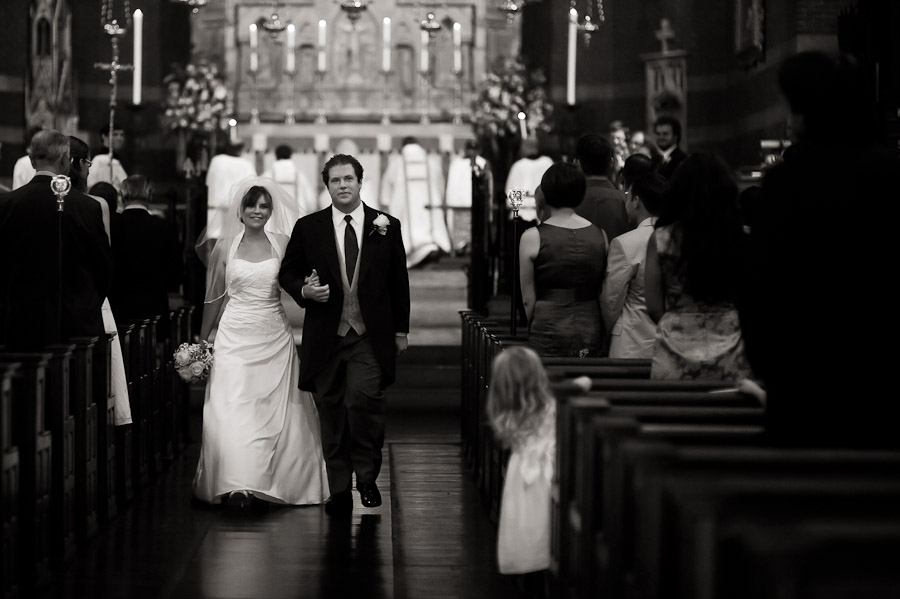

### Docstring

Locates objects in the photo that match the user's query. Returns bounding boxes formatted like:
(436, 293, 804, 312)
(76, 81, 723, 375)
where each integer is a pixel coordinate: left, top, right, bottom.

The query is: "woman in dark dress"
(519, 163, 608, 357)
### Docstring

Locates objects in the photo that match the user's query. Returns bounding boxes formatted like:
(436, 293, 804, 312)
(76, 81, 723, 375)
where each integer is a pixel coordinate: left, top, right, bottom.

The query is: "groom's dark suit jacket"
(0, 175, 113, 350)
(279, 204, 410, 392)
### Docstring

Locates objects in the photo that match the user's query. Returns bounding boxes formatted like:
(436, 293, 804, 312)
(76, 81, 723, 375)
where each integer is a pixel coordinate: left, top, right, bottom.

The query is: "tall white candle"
(132, 9, 142, 105)
(452, 22, 462, 74)
(518, 111, 527, 139)
(382, 17, 391, 73)
(567, 8, 577, 105)
(318, 20, 327, 72)
(229, 118, 238, 144)
(286, 23, 296, 72)
(249, 24, 258, 72)
(420, 30, 429, 74)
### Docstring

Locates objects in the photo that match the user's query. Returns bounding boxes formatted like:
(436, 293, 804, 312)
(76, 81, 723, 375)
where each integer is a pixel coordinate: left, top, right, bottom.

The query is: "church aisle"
(40, 414, 517, 598)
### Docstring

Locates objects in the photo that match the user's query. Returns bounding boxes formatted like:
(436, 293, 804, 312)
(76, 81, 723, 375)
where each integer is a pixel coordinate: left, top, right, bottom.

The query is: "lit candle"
(567, 7, 577, 105)
(132, 9, 142, 105)
(420, 30, 429, 74)
(318, 20, 327, 72)
(382, 17, 391, 73)
(286, 23, 296, 73)
(229, 118, 238, 144)
(452, 22, 462, 74)
(518, 111, 527, 139)
(249, 24, 258, 73)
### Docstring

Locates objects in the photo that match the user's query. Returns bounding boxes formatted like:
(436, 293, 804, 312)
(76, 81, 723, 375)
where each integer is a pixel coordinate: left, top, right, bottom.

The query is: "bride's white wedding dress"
(192, 257, 330, 505)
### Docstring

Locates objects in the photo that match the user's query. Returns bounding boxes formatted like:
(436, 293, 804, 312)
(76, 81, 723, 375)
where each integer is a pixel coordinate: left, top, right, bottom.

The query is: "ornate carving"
(27, 0, 77, 132)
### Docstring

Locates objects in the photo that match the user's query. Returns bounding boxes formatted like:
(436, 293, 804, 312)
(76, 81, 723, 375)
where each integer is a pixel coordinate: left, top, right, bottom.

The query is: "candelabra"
(381, 70, 392, 125)
(507, 188, 526, 335)
(315, 71, 328, 124)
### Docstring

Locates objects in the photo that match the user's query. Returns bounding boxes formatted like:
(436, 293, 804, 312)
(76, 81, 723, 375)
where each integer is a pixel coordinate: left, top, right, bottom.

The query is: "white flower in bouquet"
(174, 349, 191, 366)
(190, 361, 206, 377)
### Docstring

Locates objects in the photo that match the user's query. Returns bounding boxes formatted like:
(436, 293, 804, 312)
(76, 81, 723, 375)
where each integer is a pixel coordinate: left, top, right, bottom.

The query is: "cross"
(93, 22, 133, 182)
(655, 18, 675, 54)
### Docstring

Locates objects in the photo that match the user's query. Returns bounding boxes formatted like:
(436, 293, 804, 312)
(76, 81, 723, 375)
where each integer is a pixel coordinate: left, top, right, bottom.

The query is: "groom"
(279, 153, 410, 514)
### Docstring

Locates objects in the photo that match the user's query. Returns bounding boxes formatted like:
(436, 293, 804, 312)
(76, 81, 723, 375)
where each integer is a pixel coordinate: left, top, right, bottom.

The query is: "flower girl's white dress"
(192, 257, 330, 504)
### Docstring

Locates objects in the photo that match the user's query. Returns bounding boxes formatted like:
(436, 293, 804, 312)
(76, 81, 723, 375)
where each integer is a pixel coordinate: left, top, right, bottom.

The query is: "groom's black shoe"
(325, 489, 353, 516)
(357, 482, 382, 508)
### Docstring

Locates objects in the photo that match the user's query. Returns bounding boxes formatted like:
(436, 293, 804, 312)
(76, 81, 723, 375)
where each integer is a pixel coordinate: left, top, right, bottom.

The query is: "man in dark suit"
(651, 115, 687, 180)
(279, 154, 410, 514)
(0, 129, 113, 350)
(573, 134, 631, 242)
(109, 175, 183, 336)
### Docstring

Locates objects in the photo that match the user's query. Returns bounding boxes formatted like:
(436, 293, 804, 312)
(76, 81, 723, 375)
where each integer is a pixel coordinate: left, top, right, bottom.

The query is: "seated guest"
(600, 173, 666, 358)
(89, 181, 122, 220)
(573, 134, 631, 242)
(645, 153, 752, 380)
(520, 162, 608, 358)
(110, 175, 183, 335)
(620, 153, 655, 191)
(0, 129, 113, 350)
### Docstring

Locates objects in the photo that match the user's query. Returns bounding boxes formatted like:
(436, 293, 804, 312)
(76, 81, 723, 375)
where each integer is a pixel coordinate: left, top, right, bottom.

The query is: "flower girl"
(486, 346, 556, 597)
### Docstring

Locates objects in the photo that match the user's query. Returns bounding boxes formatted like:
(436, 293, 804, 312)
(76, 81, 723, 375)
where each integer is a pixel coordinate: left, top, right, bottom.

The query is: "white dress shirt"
(331, 202, 365, 264)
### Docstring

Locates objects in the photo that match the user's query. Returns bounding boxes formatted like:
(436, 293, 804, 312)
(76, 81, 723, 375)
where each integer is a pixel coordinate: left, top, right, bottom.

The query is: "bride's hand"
(302, 268, 329, 303)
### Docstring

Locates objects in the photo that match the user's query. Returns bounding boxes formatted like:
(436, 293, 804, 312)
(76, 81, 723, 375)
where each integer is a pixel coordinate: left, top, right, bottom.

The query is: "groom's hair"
(321, 154, 364, 186)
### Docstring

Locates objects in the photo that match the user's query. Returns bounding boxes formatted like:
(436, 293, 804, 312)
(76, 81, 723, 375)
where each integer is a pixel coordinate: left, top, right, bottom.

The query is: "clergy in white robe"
(505, 139, 553, 223)
(380, 137, 452, 268)
(204, 147, 257, 237)
(87, 152, 128, 191)
(262, 145, 316, 215)
(12, 154, 35, 190)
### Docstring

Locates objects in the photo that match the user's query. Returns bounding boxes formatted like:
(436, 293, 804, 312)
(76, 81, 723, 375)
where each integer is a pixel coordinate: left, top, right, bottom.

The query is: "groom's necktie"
(344, 214, 358, 281)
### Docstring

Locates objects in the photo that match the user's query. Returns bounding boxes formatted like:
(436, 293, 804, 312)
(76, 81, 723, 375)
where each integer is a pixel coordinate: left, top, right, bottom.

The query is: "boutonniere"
(370, 213, 390, 236)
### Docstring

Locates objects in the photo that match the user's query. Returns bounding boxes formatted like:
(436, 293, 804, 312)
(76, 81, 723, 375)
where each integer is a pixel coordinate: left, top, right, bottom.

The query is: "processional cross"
(93, 0, 141, 182)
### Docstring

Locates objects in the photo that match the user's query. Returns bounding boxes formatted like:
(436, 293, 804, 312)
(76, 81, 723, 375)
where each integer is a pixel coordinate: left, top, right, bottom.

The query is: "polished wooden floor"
(40, 405, 523, 599)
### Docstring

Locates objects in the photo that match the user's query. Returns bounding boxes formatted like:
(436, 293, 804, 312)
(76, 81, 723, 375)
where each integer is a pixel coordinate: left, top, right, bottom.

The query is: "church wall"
(0, 1, 30, 179)
(525, 0, 850, 169)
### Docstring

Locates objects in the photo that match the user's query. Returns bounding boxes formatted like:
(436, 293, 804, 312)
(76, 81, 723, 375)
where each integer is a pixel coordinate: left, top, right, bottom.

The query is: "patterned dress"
(650, 225, 752, 380)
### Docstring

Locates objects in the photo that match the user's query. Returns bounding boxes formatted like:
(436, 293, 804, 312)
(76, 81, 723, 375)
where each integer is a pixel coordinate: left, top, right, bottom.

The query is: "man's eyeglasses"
(82, 158, 92, 167)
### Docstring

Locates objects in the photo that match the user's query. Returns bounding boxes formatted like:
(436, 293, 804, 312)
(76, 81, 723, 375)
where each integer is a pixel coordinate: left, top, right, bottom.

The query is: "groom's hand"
(301, 268, 330, 302)
(395, 333, 408, 356)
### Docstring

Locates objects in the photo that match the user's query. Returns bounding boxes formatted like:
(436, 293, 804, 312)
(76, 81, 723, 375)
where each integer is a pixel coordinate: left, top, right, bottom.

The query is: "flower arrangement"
(471, 56, 553, 141)
(173, 342, 214, 383)
(161, 62, 234, 135)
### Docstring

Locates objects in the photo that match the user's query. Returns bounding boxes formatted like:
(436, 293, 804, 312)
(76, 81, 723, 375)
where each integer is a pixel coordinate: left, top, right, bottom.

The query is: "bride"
(192, 177, 330, 507)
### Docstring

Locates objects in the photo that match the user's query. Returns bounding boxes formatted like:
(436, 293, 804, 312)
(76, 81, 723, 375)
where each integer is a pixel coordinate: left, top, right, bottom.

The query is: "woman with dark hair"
(193, 178, 329, 508)
(645, 153, 752, 380)
(68, 135, 132, 425)
(519, 162, 608, 357)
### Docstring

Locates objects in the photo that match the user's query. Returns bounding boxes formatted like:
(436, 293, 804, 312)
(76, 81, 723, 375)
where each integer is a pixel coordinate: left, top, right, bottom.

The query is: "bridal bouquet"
(173, 342, 214, 383)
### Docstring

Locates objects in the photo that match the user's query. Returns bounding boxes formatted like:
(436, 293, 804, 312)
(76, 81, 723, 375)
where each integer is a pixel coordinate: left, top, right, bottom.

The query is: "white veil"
(196, 176, 302, 304)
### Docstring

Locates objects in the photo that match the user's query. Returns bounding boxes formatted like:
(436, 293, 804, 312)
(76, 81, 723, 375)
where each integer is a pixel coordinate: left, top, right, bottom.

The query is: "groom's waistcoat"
(335, 234, 366, 337)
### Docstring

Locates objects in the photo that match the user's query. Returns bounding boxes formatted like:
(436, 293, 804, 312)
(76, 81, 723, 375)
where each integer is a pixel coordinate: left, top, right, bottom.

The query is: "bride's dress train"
(192, 257, 330, 505)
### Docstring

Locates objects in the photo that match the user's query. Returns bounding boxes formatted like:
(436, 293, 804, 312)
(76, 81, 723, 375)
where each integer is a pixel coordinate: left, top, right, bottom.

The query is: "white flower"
(190, 361, 206, 377)
(372, 213, 390, 236)
(174, 349, 191, 366)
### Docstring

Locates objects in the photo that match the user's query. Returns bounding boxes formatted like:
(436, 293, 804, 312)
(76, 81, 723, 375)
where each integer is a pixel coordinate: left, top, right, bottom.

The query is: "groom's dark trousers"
(279, 204, 410, 495)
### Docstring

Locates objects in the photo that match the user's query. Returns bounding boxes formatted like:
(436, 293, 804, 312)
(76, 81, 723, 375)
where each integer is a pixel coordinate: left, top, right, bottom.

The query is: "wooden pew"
(0, 353, 53, 594)
(93, 333, 117, 525)
(69, 336, 99, 544)
(127, 320, 151, 489)
(628, 444, 900, 599)
(43, 344, 77, 566)
(146, 315, 163, 474)
(1, 362, 20, 599)
(554, 386, 763, 599)
(178, 306, 194, 447)
(115, 323, 135, 508)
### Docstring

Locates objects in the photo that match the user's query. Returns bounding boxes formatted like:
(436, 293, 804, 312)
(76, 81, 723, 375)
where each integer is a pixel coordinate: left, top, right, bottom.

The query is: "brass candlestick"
(381, 70, 392, 125)
(315, 70, 328, 124)
(284, 67, 296, 124)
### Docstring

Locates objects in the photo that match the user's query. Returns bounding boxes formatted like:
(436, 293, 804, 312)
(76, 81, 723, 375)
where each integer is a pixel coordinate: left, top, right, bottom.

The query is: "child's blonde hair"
(487, 346, 554, 449)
